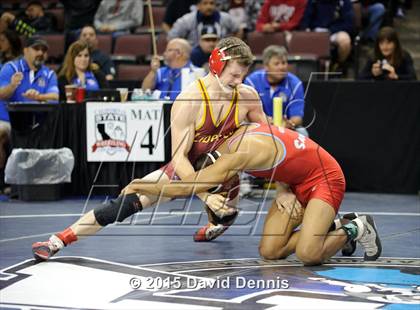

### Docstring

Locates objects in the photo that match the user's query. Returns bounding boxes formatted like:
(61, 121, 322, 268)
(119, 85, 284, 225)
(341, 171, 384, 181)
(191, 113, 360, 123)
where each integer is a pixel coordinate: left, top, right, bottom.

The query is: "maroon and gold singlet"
(162, 79, 240, 179)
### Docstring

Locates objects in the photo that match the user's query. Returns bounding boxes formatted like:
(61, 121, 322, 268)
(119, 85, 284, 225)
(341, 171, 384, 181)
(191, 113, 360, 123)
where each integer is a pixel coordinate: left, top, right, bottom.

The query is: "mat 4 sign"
(86, 102, 165, 162)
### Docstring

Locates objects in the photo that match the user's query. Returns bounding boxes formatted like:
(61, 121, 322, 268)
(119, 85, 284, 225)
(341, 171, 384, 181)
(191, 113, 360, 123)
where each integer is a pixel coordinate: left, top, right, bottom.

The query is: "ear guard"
(209, 47, 231, 76)
(208, 44, 243, 76)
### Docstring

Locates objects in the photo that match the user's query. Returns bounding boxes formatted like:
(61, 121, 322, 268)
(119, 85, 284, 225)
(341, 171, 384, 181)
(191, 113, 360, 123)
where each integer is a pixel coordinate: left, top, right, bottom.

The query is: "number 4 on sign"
(140, 126, 155, 155)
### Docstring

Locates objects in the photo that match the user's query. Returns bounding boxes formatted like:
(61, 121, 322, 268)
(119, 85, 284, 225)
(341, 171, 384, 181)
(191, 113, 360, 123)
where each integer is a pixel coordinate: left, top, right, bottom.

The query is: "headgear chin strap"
(209, 44, 243, 76)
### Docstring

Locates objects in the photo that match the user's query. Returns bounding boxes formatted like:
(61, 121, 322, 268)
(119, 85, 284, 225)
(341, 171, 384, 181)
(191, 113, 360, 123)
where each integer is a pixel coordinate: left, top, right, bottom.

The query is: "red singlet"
(228, 123, 346, 212)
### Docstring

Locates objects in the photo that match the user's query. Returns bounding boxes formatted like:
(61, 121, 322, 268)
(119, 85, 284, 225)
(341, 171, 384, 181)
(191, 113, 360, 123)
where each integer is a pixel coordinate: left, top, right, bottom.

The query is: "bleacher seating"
(96, 34, 113, 55)
(156, 33, 167, 55)
(40, 34, 65, 63)
(247, 32, 286, 58)
(117, 64, 150, 81)
(135, 5, 166, 33)
(288, 32, 330, 61)
(112, 34, 151, 63)
(48, 8, 64, 32)
(33, 3, 336, 83)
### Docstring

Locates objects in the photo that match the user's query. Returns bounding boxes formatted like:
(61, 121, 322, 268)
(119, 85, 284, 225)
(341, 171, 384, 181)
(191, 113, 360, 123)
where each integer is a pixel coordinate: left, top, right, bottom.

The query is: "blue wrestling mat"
(0, 193, 419, 309)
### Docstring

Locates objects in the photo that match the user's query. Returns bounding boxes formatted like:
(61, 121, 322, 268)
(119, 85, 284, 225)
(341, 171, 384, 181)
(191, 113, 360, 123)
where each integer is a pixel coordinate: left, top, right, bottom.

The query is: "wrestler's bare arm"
(128, 133, 278, 197)
(239, 84, 269, 124)
(169, 91, 197, 179)
(129, 153, 249, 197)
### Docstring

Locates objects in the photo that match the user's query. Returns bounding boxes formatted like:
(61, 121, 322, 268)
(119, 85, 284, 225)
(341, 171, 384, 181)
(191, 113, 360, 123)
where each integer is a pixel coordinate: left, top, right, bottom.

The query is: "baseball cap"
(24, 36, 49, 50)
(200, 24, 220, 39)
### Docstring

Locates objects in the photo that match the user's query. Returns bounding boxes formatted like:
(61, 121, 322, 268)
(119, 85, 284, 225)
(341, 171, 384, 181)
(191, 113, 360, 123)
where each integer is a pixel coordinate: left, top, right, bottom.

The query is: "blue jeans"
(364, 3, 386, 41)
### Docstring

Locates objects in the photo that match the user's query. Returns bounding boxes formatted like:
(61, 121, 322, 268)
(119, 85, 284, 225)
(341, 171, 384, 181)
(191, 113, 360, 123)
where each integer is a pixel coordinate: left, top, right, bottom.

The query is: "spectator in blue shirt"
(0, 36, 59, 122)
(142, 38, 205, 101)
(0, 36, 58, 173)
(245, 45, 308, 136)
(57, 40, 109, 102)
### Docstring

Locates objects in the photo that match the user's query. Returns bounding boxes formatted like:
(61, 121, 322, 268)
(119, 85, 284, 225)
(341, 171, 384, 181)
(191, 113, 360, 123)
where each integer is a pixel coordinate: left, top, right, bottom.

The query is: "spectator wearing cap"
(0, 36, 59, 174)
(168, 0, 240, 46)
(94, 0, 144, 38)
(79, 25, 116, 81)
(190, 24, 220, 69)
(0, 1, 57, 35)
(142, 38, 205, 101)
(244, 45, 308, 136)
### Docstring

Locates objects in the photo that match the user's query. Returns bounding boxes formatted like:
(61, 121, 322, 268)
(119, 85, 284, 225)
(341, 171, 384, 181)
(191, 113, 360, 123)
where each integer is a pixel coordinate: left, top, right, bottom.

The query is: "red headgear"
(208, 44, 242, 76)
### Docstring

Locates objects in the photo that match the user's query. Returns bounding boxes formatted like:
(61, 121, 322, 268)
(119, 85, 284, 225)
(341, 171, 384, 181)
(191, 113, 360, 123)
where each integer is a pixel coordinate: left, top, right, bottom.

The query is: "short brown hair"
(216, 37, 254, 67)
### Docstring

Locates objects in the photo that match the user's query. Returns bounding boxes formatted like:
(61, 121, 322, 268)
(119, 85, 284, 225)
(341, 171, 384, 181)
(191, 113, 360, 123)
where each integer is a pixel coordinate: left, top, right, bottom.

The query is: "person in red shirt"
(122, 123, 382, 265)
(256, 0, 307, 32)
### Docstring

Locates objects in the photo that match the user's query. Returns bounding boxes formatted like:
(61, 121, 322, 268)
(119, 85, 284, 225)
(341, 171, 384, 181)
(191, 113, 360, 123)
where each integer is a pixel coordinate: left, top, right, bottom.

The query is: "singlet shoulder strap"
(196, 79, 209, 130)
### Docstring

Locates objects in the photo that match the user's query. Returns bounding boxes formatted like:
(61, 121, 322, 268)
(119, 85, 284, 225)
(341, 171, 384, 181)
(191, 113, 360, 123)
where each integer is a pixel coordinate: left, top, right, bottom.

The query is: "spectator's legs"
(365, 3, 386, 41)
(110, 30, 129, 51)
(332, 31, 352, 64)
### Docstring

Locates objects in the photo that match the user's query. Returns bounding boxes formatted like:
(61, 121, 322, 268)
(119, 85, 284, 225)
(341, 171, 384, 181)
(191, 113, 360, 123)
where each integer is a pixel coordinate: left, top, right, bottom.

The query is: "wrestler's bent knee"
(296, 246, 323, 266)
(259, 245, 288, 260)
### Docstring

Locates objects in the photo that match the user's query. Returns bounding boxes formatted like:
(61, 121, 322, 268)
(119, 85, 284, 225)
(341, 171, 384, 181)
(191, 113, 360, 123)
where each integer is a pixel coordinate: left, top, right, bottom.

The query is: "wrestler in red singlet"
(229, 123, 346, 212)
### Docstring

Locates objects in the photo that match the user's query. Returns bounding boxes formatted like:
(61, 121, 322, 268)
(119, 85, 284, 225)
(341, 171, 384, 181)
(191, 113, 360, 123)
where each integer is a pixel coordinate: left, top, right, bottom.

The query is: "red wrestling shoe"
(193, 223, 230, 242)
(32, 235, 63, 261)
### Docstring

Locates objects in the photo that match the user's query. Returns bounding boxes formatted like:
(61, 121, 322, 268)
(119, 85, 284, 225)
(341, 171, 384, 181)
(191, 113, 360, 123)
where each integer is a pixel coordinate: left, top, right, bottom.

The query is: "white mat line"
(0, 213, 182, 243)
(0, 231, 58, 243)
(1, 211, 419, 219)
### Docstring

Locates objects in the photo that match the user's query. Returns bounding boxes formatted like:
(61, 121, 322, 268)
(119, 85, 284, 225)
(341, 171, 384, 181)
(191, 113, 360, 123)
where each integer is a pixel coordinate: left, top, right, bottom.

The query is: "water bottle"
(131, 88, 144, 101)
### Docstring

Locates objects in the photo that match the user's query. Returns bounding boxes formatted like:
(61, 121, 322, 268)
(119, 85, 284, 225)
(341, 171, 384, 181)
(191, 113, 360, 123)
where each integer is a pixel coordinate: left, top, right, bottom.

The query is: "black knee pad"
(94, 193, 143, 226)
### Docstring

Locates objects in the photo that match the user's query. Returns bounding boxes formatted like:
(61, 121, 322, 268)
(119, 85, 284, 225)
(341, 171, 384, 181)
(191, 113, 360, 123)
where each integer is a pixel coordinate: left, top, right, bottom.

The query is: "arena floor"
(0, 192, 419, 309)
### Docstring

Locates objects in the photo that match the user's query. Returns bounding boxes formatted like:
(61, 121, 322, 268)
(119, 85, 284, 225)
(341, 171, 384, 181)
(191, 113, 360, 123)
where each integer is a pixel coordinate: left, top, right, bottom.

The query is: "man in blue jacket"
(0, 36, 59, 173)
(245, 45, 308, 136)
